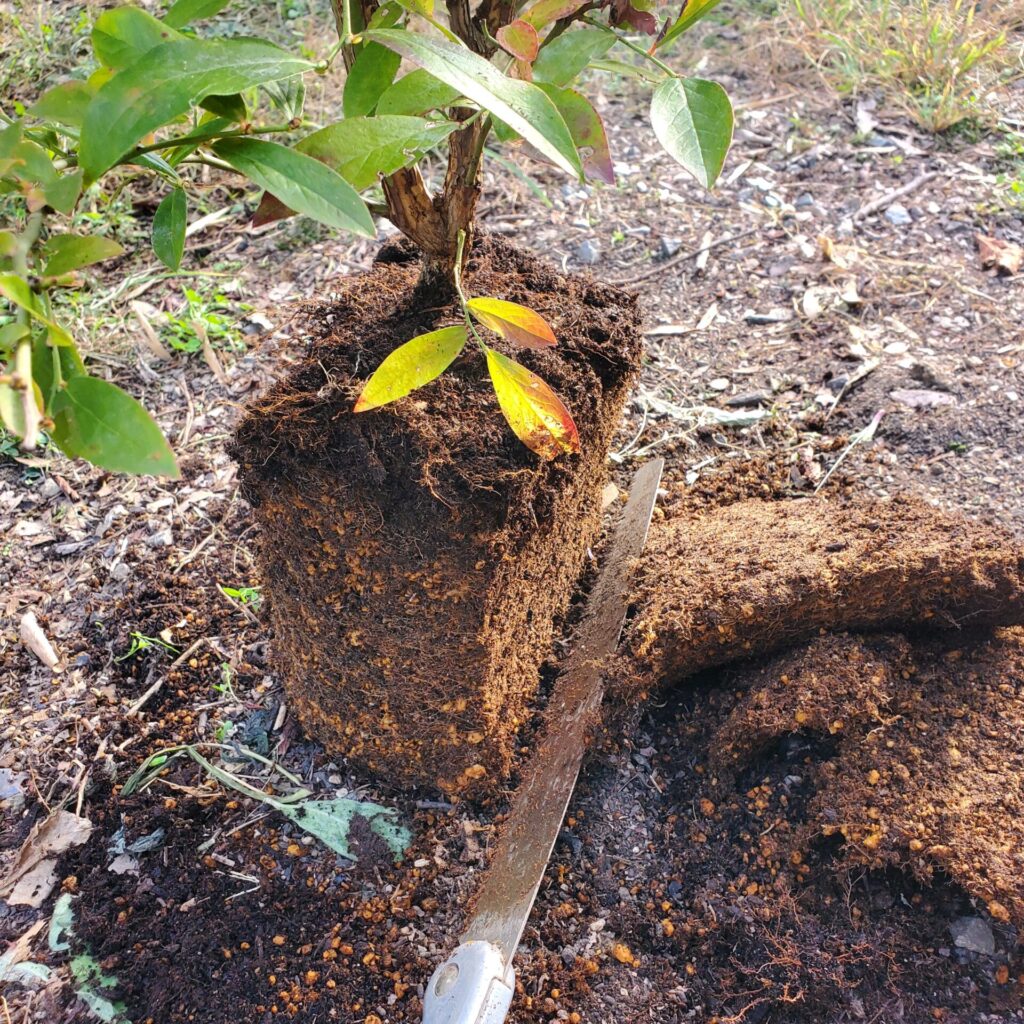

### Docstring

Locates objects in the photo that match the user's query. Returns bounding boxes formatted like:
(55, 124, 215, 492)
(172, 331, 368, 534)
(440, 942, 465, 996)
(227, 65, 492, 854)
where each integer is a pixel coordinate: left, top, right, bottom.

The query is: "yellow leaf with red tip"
(496, 19, 540, 62)
(353, 325, 467, 412)
(485, 347, 579, 459)
(467, 297, 556, 351)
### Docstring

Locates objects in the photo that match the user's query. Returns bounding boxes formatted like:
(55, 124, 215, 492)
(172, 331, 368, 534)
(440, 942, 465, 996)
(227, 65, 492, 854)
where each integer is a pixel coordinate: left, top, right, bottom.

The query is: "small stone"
(885, 203, 912, 227)
(635, 180, 648, 194)
(890, 388, 956, 409)
(951, 916, 995, 955)
(725, 391, 770, 407)
(576, 240, 600, 265)
(659, 237, 682, 259)
(708, 378, 730, 391)
(146, 529, 173, 548)
(795, 193, 815, 209)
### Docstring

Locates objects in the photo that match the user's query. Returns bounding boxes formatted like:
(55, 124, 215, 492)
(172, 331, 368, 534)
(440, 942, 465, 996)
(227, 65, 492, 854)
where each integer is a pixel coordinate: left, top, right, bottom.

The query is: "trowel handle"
(422, 941, 515, 1024)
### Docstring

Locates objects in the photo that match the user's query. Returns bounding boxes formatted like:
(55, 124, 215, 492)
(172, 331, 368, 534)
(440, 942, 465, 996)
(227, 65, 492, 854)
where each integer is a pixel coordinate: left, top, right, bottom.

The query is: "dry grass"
(779, 0, 1024, 131)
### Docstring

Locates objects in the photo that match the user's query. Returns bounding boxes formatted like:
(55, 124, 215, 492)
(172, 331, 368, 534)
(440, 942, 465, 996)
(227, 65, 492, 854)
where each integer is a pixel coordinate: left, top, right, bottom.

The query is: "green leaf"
(92, 7, 183, 69)
(163, 0, 235, 29)
(532, 26, 614, 88)
(33, 332, 85, 410)
(44, 171, 84, 216)
(262, 76, 305, 121)
(43, 235, 124, 277)
(367, 29, 582, 178)
(80, 38, 313, 178)
(354, 325, 467, 411)
(0, 379, 37, 440)
(394, 0, 432, 16)
(254, 116, 459, 226)
(343, 41, 402, 119)
(279, 799, 411, 861)
(537, 85, 614, 184)
(377, 69, 463, 117)
(30, 82, 96, 128)
(0, 275, 73, 345)
(650, 77, 733, 189)
(50, 375, 179, 477)
(0, 323, 29, 352)
(656, 0, 723, 50)
(212, 137, 375, 236)
(152, 189, 187, 269)
(199, 93, 247, 123)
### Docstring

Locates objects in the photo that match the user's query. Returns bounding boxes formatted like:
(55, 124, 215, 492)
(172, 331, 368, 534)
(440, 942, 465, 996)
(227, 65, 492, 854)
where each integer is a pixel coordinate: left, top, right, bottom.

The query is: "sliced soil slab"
(711, 628, 1024, 927)
(232, 237, 643, 798)
(620, 494, 1024, 696)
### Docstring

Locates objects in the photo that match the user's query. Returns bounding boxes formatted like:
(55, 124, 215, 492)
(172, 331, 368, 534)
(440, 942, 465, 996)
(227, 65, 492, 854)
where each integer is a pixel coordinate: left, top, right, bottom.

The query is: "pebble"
(708, 378, 730, 391)
(885, 203, 912, 227)
(146, 529, 173, 548)
(795, 193, 815, 209)
(744, 308, 791, 325)
(659, 237, 682, 259)
(725, 391, 771, 407)
(951, 916, 995, 956)
(576, 240, 600, 265)
(890, 388, 956, 409)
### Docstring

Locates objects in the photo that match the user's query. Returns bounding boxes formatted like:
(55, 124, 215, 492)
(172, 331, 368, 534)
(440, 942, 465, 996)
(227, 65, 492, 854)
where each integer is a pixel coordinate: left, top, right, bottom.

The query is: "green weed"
(782, 0, 1024, 132)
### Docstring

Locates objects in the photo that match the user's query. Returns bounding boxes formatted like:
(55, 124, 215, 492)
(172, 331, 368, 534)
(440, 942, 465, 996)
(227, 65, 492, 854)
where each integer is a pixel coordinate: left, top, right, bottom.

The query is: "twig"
(854, 171, 940, 221)
(611, 228, 760, 286)
(130, 301, 171, 360)
(127, 638, 208, 717)
(815, 410, 885, 493)
(19, 611, 60, 670)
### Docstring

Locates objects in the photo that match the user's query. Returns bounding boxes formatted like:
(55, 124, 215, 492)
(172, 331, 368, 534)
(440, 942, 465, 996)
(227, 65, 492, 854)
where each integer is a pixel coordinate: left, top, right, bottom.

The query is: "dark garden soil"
(4, 19, 1024, 1024)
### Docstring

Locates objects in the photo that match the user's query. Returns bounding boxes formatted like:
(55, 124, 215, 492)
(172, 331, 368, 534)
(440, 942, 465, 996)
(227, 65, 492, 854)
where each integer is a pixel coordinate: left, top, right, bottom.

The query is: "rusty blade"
(462, 458, 664, 964)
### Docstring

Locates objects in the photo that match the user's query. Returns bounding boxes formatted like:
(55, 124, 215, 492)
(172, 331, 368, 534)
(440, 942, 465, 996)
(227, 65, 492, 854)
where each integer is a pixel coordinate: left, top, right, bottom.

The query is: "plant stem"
(453, 230, 489, 353)
(11, 211, 44, 450)
(582, 15, 677, 77)
(122, 123, 297, 163)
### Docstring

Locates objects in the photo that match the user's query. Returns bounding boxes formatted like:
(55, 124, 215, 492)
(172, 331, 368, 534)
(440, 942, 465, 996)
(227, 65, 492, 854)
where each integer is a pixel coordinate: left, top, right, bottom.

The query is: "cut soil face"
(618, 493, 1024, 699)
(231, 236, 643, 798)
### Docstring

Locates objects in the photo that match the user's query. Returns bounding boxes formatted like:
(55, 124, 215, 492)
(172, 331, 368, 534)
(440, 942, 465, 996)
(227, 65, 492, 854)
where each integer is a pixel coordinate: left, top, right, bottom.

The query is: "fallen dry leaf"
(819, 234, 858, 271)
(976, 233, 1022, 276)
(0, 809, 93, 908)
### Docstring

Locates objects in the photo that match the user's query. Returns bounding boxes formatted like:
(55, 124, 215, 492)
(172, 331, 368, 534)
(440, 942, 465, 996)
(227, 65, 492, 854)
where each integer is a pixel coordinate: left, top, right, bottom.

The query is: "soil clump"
(231, 236, 643, 798)
(620, 493, 1024, 698)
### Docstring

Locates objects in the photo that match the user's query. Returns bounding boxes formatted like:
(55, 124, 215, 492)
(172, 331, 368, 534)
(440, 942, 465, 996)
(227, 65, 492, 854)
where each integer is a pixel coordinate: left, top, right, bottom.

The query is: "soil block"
(232, 237, 643, 797)
(620, 494, 1024, 694)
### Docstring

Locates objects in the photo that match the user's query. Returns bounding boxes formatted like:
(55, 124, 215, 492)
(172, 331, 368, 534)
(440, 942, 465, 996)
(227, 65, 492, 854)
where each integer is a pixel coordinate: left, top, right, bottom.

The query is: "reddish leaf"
(467, 297, 557, 350)
(496, 19, 540, 63)
(521, 0, 590, 28)
(353, 325, 467, 412)
(612, 0, 658, 34)
(537, 85, 614, 184)
(485, 347, 579, 459)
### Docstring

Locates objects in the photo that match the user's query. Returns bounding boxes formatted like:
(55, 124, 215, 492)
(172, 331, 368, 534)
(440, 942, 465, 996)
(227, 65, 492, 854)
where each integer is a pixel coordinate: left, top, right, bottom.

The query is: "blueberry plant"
(0, 0, 731, 472)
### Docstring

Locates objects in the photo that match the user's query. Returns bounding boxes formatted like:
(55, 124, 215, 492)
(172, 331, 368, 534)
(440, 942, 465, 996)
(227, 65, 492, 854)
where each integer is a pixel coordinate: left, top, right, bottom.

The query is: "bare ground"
(3, 17, 1024, 1024)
